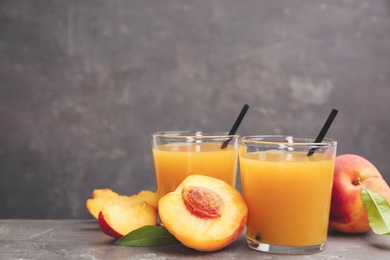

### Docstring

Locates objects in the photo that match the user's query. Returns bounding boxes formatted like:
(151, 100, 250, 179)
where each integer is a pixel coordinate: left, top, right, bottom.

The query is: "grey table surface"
(0, 219, 389, 260)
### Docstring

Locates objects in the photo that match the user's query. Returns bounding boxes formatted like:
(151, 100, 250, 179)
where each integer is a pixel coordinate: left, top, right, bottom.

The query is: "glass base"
(247, 237, 325, 254)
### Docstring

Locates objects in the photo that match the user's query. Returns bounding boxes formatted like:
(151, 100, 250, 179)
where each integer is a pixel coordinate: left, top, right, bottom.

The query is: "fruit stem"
(353, 177, 361, 186)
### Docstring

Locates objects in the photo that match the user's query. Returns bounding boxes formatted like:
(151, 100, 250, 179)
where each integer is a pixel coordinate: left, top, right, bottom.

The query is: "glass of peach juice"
(239, 135, 337, 254)
(151, 131, 239, 200)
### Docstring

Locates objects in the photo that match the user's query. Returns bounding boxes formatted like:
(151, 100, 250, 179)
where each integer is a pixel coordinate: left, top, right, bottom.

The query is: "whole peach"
(329, 154, 390, 233)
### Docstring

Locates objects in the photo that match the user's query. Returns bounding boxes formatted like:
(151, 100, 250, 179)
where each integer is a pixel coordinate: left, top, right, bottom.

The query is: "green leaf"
(114, 225, 181, 247)
(361, 183, 390, 235)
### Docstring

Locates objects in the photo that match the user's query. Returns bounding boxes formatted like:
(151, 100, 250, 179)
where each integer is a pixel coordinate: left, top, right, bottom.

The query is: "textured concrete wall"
(1, 0, 390, 218)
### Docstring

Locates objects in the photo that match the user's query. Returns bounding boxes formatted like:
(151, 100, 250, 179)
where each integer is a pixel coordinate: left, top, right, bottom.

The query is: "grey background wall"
(1, 0, 390, 219)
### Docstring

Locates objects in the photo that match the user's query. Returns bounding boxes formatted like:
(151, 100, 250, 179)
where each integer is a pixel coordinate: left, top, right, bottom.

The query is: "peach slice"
(158, 174, 248, 252)
(87, 196, 135, 219)
(137, 190, 159, 210)
(92, 188, 119, 199)
(98, 202, 158, 238)
(86, 189, 158, 219)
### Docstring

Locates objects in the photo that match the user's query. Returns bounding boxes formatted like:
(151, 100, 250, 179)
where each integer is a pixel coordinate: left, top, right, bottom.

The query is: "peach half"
(158, 174, 248, 252)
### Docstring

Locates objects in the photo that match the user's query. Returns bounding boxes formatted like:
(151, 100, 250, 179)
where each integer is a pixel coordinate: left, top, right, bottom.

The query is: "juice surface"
(153, 142, 237, 199)
(240, 150, 335, 246)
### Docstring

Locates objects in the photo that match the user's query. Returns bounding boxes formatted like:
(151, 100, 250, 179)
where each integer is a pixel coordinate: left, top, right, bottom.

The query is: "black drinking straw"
(307, 108, 338, 156)
(221, 104, 250, 149)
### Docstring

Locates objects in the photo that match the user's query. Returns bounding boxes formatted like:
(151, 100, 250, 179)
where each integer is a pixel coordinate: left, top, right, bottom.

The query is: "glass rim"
(151, 131, 239, 139)
(239, 135, 337, 146)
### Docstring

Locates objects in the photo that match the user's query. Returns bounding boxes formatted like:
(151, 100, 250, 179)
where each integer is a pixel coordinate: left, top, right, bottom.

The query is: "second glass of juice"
(239, 135, 337, 254)
(152, 131, 239, 199)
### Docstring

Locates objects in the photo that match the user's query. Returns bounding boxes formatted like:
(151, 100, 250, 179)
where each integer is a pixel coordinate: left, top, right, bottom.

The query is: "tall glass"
(152, 131, 239, 199)
(239, 135, 337, 254)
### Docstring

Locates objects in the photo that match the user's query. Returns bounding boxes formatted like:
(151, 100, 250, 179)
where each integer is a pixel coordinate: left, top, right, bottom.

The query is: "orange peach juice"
(153, 142, 238, 199)
(240, 150, 335, 247)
